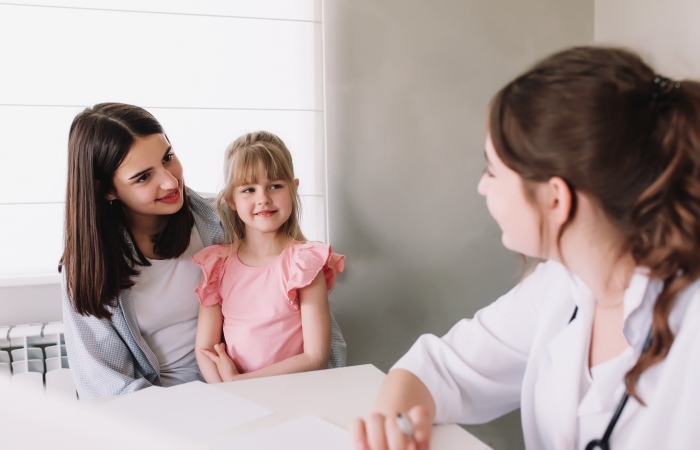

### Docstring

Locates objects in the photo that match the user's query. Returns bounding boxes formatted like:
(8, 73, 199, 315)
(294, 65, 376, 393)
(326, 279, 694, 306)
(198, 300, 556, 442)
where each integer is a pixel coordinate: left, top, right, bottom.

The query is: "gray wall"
(595, 0, 700, 77)
(324, 1, 592, 448)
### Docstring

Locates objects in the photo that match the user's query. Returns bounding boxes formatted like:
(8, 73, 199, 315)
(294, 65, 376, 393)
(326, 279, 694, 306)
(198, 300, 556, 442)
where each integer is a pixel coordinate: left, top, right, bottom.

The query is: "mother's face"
(106, 133, 184, 222)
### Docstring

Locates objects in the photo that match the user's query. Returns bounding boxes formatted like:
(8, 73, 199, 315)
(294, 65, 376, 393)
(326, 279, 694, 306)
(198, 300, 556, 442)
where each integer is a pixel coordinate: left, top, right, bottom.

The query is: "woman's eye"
(163, 152, 174, 163)
(484, 167, 494, 178)
(137, 173, 150, 183)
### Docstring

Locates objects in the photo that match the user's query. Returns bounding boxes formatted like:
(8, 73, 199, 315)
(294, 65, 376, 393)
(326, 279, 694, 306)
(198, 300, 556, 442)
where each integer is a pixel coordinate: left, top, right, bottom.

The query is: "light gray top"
(131, 225, 204, 387)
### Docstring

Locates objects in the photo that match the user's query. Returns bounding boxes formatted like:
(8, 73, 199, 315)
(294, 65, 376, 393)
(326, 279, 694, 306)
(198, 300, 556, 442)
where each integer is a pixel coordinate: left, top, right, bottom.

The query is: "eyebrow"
(128, 146, 172, 180)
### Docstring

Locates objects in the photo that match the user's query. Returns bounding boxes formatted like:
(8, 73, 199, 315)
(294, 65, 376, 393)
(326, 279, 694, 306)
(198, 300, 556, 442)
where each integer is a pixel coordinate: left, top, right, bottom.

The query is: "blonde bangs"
(228, 143, 293, 188)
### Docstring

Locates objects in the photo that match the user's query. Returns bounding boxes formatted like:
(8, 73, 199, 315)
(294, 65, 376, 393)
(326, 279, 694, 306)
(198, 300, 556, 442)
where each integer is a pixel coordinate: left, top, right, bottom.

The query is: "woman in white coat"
(352, 47, 700, 449)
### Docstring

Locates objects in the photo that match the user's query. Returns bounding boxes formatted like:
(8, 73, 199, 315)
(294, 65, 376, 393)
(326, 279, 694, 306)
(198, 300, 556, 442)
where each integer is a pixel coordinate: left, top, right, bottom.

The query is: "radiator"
(0, 322, 76, 400)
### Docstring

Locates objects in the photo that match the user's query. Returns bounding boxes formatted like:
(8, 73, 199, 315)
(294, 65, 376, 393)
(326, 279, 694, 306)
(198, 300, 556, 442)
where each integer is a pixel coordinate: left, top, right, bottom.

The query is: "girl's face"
(227, 165, 297, 238)
(107, 133, 184, 223)
(477, 135, 544, 258)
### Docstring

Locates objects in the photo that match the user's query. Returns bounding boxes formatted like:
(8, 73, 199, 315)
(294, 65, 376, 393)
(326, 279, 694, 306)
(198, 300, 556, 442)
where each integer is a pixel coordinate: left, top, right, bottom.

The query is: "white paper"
(100, 381, 273, 439)
(216, 415, 354, 450)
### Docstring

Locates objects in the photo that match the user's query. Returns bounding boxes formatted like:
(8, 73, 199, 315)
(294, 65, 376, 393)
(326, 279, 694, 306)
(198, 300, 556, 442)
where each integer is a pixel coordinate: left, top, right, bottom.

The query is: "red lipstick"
(158, 188, 181, 204)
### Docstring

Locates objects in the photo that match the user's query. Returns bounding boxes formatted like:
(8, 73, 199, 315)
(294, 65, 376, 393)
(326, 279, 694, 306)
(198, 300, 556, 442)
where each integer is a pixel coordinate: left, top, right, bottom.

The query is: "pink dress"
(192, 240, 345, 374)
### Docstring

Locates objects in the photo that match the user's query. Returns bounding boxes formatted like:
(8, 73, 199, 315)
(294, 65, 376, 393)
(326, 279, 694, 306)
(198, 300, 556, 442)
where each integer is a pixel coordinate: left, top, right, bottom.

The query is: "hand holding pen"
(351, 405, 432, 450)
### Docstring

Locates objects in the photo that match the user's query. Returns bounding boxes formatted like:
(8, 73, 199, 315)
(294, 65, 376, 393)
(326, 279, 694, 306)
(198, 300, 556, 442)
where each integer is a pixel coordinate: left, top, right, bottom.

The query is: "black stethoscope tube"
(568, 307, 654, 450)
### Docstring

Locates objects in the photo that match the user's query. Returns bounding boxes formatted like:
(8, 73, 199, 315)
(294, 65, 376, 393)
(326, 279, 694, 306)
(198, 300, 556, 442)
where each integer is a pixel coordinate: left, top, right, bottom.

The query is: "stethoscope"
(568, 307, 654, 450)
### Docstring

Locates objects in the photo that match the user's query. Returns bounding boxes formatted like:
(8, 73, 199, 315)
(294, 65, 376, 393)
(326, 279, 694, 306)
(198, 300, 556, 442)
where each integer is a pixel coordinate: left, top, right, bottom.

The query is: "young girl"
(193, 131, 345, 382)
(353, 47, 700, 449)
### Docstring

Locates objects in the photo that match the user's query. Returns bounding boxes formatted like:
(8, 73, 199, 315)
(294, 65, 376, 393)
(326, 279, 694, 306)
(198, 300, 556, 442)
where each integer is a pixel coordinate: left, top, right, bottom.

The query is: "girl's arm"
(195, 302, 226, 383)
(207, 271, 331, 381)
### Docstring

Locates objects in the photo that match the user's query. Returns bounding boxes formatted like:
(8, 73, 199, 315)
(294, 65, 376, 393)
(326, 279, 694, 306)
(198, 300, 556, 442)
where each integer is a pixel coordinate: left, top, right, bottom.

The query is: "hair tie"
(651, 75, 681, 111)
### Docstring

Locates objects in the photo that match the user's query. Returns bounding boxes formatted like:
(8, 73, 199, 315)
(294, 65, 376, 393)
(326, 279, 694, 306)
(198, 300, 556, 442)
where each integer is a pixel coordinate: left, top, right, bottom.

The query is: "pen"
(396, 413, 415, 443)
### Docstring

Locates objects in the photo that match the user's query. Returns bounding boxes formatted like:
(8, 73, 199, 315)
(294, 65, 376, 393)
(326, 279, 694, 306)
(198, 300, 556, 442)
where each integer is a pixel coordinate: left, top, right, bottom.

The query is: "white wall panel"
(152, 108, 324, 197)
(0, 0, 327, 282)
(2, 1, 319, 22)
(0, 204, 64, 277)
(299, 195, 325, 243)
(0, 5, 319, 110)
(0, 106, 82, 204)
(0, 107, 325, 204)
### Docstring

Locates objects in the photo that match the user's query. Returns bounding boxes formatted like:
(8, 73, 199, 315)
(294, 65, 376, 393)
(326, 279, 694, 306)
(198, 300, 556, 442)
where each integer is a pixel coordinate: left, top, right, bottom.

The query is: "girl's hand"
(351, 405, 432, 450)
(199, 343, 240, 382)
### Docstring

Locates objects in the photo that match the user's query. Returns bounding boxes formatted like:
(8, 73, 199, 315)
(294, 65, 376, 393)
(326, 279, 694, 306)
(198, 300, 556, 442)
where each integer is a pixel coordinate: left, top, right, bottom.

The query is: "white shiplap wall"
(0, 0, 327, 286)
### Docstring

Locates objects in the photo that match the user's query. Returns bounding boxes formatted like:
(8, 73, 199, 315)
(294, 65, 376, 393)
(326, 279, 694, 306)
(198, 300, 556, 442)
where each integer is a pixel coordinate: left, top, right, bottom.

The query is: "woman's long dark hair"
(489, 47, 700, 402)
(61, 103, 194, 320)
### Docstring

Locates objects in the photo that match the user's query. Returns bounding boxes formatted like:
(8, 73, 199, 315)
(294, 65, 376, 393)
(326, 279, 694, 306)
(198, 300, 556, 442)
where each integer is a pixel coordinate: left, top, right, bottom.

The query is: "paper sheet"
(99, 381, 273, 439)
(216, 415, 355, 450)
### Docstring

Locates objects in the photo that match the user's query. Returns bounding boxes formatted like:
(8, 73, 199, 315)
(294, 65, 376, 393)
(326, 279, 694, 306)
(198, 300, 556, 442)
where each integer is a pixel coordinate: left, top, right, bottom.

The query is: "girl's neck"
(238, 230, 288, 267)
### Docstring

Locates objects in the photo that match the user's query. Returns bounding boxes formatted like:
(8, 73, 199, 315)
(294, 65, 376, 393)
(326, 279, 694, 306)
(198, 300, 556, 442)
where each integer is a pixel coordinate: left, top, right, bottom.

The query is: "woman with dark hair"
(61, 103, 346, 398)
(352, 47, 700, 449)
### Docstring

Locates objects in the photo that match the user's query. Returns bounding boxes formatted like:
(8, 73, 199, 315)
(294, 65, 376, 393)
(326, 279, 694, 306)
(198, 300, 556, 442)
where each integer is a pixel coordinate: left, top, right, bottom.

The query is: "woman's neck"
(125, 211, 168, 259)
(553, 194, 637, 306)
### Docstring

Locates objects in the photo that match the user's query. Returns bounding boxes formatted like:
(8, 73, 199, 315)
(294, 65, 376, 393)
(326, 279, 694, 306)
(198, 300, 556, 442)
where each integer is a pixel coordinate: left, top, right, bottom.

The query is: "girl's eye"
(163, 152, 174, 163)
(242, 187, 254, 193)
(269, 184, 283, 190)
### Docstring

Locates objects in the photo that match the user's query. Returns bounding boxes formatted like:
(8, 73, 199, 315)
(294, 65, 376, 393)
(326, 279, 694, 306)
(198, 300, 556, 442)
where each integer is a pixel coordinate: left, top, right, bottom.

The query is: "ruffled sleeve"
(286, 242, 345, 310)
(191, 245, 229, 307)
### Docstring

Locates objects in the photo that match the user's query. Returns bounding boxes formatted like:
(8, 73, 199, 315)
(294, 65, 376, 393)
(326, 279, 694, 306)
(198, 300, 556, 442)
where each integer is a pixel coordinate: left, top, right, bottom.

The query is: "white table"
(198, 364, 492, 449)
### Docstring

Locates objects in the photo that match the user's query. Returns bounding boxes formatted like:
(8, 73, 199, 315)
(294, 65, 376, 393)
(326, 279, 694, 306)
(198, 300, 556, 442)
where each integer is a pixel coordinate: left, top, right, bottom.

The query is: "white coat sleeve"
(392, 261, 567, 424)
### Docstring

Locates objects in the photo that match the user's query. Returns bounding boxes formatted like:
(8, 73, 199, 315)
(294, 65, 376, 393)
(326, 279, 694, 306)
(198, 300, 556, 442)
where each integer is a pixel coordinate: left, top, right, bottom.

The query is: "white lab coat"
(393, 261, 700, 450)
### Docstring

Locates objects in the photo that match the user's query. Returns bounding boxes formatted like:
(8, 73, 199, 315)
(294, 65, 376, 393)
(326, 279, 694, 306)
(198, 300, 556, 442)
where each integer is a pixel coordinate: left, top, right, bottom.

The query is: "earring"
(109, 200, 113, 206)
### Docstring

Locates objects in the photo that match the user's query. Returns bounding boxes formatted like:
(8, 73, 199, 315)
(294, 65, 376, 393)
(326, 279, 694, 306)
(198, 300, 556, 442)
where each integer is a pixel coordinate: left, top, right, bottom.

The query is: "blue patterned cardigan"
(62, 189, 347, 399)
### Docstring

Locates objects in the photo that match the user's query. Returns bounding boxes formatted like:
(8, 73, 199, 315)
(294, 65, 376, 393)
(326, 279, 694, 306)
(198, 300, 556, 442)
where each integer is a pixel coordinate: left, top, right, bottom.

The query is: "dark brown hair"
(489, 47, 700, 401)
(61, 103, 194, 320)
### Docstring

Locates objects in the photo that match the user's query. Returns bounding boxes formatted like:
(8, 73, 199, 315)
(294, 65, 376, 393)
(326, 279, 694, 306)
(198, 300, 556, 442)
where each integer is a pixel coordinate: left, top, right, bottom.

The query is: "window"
(0, 0, 327, 285)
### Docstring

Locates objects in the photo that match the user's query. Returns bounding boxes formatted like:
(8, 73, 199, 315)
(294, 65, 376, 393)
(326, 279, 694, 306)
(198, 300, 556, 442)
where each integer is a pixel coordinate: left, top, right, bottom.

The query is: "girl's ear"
(225, 197, 237, 211)
(546, 176, 573, 227)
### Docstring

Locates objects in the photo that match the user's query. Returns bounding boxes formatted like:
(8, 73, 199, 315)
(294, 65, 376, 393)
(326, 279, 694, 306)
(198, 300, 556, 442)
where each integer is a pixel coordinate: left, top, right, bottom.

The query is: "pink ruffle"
(286, 242, 345, 310)
(191, 245, 229, 307)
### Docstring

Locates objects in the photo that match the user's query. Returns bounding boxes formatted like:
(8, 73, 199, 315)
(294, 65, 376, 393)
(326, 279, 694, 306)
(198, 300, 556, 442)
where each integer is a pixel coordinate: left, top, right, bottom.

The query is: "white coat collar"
(542, 267, 660, 447)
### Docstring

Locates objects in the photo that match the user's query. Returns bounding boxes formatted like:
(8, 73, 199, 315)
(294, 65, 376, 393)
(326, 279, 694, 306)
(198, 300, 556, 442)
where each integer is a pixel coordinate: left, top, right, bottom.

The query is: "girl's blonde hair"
(217, 131, 306, 245)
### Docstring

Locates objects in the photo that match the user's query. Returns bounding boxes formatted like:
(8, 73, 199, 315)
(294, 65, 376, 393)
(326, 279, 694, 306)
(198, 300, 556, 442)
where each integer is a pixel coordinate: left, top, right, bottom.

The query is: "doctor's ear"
(294, 178, 299, 188)
(545, 177, 574, 226)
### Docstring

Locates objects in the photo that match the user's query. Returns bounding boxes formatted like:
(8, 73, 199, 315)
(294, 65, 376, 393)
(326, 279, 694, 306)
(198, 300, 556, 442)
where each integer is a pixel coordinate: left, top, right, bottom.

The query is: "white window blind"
(0, 0, 327, 285)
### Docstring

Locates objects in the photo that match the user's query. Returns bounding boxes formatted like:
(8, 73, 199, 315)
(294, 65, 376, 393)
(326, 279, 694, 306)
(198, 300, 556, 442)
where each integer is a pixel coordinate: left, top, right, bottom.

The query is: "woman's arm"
(61, 276, 154, 398)
(204, 271, 331, 381)
(195, 303, 226, 383)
